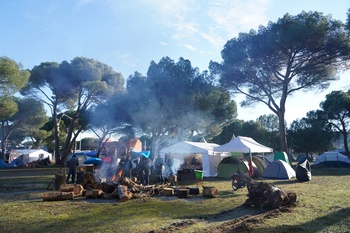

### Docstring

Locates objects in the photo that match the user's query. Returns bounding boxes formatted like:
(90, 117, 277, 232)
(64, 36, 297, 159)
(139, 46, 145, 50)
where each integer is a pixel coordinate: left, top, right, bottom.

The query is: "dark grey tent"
(296, 159, 311, 182)
(261, 160, 295, 179)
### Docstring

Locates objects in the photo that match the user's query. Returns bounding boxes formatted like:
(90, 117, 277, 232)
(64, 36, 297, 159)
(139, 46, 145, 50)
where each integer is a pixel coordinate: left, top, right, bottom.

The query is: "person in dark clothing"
(66, 154, 79, 184)
(140, 157, 150, 186)
(155, 155, 165, 184)
(123, 156, 133, 178)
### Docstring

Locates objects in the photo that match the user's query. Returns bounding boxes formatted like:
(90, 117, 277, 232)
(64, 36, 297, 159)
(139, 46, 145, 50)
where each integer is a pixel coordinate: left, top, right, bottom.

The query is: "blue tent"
(9, 158, 25, 168)
(0, 159, 9, 169)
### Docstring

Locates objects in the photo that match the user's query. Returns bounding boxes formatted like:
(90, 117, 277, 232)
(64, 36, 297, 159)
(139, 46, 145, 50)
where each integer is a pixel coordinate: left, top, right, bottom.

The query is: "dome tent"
(217, 156, 259, 178)
(261, 160, 296, 180)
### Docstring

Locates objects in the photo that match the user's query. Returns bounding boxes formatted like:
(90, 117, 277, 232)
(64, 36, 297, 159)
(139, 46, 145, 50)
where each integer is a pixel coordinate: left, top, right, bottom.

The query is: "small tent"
(217, 156, 259, 178)
(261, 160, 295, 179)
(296, 159, 311, 182)
(159, 141, 224, 177)
(313, 152, 350, 167)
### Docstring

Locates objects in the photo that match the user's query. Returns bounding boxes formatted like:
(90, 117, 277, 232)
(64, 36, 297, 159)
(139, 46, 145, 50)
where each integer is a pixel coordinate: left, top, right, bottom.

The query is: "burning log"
(43, 192, 74, 201)
(244, 182, 297, 209)
(202, 186, 218, 198)
(118, 185, 133, 202)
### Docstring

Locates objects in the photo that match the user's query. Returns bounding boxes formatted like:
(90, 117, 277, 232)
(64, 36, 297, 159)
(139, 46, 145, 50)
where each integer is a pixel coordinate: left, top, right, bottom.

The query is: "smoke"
(163, 157, 183, 178)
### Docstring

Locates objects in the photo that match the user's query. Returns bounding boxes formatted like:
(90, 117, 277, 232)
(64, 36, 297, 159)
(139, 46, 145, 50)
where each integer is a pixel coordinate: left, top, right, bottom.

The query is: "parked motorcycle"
(231, 171, 253, 191)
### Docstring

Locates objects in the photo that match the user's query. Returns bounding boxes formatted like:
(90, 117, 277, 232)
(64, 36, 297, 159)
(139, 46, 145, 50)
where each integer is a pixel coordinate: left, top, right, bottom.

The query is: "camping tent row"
(159, 136, 295, 178)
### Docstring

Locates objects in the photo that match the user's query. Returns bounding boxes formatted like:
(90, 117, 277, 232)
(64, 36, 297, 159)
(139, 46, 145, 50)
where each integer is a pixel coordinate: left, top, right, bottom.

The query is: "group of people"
(65, 151, 172, 185)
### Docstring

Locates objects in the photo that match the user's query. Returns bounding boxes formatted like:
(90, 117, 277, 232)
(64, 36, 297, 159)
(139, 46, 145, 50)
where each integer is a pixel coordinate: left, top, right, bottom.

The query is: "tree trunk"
(278, 111, 288, 153)
(53, 104, 61, 164)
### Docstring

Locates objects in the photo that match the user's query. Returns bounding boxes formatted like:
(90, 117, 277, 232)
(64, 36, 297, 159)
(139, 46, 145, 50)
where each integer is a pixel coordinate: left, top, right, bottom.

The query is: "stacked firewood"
(44, 171, 216, 202)
(244, 181, 297, 209)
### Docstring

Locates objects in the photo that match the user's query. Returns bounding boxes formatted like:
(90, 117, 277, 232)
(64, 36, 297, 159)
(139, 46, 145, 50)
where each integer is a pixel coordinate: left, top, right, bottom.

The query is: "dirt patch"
(151, 204, 296, 233)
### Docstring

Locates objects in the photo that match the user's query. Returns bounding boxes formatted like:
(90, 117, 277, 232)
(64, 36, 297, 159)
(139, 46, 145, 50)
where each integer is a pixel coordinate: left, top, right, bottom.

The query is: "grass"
(0, 166, 350, 232)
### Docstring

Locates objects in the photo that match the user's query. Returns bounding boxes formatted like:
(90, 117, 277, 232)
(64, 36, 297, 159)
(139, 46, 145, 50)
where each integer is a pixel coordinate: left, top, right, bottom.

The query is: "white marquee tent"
(213, 136, 273, 153)
(159, 141, 225, 177)
(10, 149, 52, 164)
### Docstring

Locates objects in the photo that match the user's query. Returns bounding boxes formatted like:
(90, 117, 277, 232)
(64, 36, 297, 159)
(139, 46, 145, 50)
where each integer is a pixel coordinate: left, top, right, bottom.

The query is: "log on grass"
(60, 184, 84, 196)
(85, 189, 103, 198)
(43, 192, 74, 201)
(118, 185, 133, 202)
(202, 186, 218, 198)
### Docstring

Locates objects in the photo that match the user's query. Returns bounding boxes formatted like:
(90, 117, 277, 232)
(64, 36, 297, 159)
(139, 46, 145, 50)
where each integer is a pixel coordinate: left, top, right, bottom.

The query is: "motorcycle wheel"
(232, 180, 239, 191)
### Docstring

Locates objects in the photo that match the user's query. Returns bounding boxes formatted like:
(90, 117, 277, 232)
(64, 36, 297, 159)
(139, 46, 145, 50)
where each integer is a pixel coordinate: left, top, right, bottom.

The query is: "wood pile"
(44, 172, 219, 202)
(244, 181, 297, 209)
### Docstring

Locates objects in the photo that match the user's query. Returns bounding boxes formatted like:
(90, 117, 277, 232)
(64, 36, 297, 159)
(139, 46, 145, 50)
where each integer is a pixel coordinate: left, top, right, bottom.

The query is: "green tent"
(217, 156, 260, 178)
(274, 152, 291, 165)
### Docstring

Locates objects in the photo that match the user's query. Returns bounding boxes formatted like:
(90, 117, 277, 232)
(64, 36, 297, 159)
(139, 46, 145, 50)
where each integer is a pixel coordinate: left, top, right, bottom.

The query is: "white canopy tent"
(213, 136, 273, 153)
(159, 141, 225, 177)
(10, 149, 52, 164)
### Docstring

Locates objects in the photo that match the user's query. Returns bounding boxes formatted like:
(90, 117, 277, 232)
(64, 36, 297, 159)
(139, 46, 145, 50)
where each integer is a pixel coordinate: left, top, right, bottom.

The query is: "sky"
(1, 0, 350, 127)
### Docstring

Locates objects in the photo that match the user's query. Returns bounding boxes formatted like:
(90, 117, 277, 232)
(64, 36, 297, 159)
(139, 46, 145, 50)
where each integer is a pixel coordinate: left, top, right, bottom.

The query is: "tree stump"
(245, 181, 297, 209)
(202, 186, 218, 198)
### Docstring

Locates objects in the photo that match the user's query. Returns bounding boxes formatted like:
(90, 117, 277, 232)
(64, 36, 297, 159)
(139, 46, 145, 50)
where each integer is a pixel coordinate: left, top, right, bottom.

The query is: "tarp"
(296, 159, 311, 182)
(313, 152, 350, 167)
(261, 160, 295, 179)
(213, 136, 273, 153)
(159, 141, 224, 177)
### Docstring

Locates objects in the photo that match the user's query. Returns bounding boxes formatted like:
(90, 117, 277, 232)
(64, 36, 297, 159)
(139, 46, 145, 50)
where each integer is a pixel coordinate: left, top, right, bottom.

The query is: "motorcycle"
(231, 171, 253, 191)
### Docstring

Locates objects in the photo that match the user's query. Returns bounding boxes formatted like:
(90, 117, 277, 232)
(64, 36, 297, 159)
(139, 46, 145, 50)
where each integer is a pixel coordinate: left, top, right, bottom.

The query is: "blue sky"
(1, 0, 350, 125)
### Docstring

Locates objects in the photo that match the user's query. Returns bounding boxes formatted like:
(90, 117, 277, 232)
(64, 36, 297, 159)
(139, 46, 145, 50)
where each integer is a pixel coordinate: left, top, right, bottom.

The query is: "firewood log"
(118, 185, 133, 202)
(85, 189, 103, 198)
(43, 192, 74, 201)
(202, 186, 218, 198)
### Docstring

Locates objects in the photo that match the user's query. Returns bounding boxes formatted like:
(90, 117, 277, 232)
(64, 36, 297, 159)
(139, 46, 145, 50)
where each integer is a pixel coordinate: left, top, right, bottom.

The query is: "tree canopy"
(126, 57, 237, 158)
(210, 11, 350, 154)
(320, 90, 350, 156)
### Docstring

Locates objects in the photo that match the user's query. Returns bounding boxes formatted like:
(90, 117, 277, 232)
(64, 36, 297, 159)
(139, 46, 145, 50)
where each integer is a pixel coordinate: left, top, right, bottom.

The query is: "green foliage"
(320, 90, 350, 156)
(288, 110, 335, 154)
(0, 96, 18, 120)
(211, 11, 350, 152)
(126, 57, 237, 157)
(0, 56, 30, 96)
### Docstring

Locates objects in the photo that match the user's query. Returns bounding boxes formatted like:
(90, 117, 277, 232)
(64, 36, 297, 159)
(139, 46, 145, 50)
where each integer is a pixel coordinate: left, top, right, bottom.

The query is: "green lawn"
(0, 166, 349, 233)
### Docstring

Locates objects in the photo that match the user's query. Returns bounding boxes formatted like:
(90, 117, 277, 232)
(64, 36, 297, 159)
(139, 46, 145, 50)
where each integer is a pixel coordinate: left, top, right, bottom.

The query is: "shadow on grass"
(249, 206, 350, 233)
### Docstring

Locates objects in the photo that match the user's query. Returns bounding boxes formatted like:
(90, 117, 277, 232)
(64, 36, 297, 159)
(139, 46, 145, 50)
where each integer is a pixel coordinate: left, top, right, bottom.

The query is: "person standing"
(155, 155, 165, 184)
(66, 154, 79, 184)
